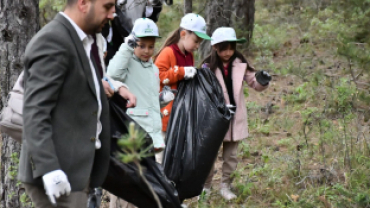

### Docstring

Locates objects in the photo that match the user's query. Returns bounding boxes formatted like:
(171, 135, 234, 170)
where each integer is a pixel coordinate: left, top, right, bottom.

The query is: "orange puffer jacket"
(154, 46, 193, 131)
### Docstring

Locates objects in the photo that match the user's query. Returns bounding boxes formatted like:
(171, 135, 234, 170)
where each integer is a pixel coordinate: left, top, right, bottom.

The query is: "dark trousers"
(24, 183, 88, 208)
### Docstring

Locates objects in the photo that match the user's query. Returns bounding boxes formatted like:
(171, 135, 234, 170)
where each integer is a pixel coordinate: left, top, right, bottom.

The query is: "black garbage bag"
(102, 94, 181, 208)
(162, 68, 232, 201)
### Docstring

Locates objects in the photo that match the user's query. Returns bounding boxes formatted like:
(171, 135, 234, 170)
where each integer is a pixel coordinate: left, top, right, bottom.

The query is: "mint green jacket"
(107, 43, 165, 149)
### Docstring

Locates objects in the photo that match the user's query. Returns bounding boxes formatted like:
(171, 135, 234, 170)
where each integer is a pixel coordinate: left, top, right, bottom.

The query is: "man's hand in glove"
(159, 86, 178, 108)
(42, 170, 71, 206)
(255, 70, 271, 86)
(125, 33, 139, 49)
(184, 67, 197, 80)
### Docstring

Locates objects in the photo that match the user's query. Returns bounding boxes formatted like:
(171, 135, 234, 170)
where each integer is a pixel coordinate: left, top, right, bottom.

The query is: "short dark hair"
(67, 0, 96, 7)
(67, 0, 78, 7)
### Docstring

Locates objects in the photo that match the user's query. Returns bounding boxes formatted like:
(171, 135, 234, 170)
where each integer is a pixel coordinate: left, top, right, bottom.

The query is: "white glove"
(159, 86, 177, 108)
(160, 91, 174, 103)
(184, 67, 197, 80)
(42, 170, 71, 206)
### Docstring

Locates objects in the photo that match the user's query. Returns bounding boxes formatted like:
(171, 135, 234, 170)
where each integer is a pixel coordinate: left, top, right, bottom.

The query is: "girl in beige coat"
(201, 27, 271, 200)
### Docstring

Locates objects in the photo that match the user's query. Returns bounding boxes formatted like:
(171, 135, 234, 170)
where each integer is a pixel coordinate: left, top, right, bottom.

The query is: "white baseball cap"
(180, 13, 211, 40)
(211, 27, 246, 45)
(132, 18, 161, 38)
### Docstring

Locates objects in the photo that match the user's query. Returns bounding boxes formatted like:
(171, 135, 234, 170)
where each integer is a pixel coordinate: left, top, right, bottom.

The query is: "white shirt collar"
(59, 12, 87, 41)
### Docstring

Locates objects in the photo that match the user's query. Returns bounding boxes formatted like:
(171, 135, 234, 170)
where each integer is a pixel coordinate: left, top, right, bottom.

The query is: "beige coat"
(213, 58, 268, 142)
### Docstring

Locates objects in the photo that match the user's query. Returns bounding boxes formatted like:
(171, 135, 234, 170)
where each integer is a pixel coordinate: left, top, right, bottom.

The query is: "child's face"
(134, 37, 156, 62)
(182, 31, 202, 53)
(215, 45, 235, 63)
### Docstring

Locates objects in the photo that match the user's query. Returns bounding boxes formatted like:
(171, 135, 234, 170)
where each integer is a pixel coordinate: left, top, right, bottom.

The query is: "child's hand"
(184, 66, 197, 80)
(255, 70, 271, 86)
(118, 87, 137, 108)
(125, 33, 139, 49)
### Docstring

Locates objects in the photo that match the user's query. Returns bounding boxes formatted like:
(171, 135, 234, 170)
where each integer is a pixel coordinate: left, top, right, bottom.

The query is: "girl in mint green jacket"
(107, 18, 169, 151)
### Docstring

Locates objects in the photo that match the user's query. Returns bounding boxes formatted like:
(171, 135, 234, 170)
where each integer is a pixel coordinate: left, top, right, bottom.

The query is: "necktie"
(91, 34, 103, 78)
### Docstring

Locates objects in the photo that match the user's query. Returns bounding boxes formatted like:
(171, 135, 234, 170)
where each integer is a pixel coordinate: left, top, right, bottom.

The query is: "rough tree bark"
(199, 0, 233, 59)
(243, 0, 255, 44)
(198, 0, 256, 59)
(231, 0, 255, 46)
(0, 0, 40, 207)
(184, 0, 192, 14)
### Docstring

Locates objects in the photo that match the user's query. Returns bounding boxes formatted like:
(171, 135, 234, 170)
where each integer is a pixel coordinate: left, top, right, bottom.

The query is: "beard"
(85, 5, 106, 34)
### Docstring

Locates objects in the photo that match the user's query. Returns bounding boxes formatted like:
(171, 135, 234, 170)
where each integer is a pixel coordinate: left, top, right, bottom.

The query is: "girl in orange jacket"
(153, 13, 211, 163)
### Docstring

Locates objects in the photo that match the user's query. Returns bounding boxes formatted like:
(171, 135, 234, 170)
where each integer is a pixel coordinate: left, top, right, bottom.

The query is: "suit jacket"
(212, 58, 268, 142)
(18, 13, 111, 191)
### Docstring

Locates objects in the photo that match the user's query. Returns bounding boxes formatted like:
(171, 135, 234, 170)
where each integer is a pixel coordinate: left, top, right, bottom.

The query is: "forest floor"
(98, 0, 370, 207)
(2, 0, 367, 207)
(182, 72, 309, 208)
(178, 1, 370, 207)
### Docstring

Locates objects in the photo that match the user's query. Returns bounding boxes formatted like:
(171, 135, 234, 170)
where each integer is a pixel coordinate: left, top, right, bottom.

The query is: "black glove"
(255, 70, 271, 86)
(124, 32, 139, 49)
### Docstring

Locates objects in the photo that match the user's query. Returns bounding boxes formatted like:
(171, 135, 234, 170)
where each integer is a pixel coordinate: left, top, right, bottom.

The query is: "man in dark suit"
(18, 0, 135, 207)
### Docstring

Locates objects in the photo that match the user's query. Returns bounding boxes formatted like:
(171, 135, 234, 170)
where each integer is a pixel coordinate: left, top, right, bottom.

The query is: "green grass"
(187, 0, 370, 207)
(40, 0, 370, 207)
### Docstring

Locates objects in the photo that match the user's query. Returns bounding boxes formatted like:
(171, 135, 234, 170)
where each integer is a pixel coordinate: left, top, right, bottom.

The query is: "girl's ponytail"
(153, 28, 183, 62)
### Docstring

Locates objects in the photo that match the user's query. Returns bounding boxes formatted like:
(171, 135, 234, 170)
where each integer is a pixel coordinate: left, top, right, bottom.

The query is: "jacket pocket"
(126, 108, 153, 132)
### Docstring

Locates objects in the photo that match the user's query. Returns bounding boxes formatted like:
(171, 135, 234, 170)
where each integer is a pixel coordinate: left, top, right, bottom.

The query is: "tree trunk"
(233, 0, 244, 18)
(243, 0, 255, 44)
(0, 0, 40, 207)
(184, 0, 192, 14)
(199, 0, 233, 59)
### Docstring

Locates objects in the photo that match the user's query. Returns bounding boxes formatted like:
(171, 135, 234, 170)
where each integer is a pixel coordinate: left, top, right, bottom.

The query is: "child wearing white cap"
(107, 18, 169, 152)
(201, 27, 271, 200)
(152, 13, 211, 163)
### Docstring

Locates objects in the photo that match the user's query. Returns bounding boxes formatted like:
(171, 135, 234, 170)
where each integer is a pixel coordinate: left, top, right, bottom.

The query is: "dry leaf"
(318, 195, 332, 208)
(291, 194, 299, 202)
